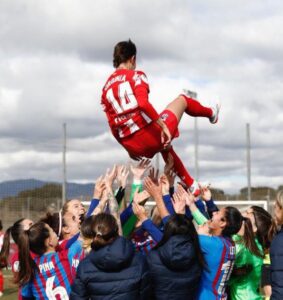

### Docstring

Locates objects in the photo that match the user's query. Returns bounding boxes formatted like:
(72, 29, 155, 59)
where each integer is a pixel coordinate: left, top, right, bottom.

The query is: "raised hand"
(130, 158, 151, 180)
(144, 176, 162, 200)
(116, 165, 129, 188)
(200, 184, 212, 201)
(93, 175, 106, 199)
(133, 189, 150, 205)
(167, 169, 176, 188)
(172, 190, 186, 214)
(104, 165, 117, 188)
(105, 171, 122, 235)
(159, 174, 170, 195)
(132, 190, 148, 222)
(144, 176, 169, 219)
(148, 167, 159, 184)
(176, 184, 195, 207)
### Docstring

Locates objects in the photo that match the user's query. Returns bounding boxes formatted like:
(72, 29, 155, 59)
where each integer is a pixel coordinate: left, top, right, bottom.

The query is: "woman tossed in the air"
(101, 39, 220, 195)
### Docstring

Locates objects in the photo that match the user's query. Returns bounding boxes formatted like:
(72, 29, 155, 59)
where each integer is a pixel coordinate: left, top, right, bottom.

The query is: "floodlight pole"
(62, 123, 67, 206)
(246, 123, 251, 201)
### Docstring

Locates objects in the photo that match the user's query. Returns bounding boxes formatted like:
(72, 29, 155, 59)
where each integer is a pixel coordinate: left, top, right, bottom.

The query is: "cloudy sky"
(0, 0, 282, 193)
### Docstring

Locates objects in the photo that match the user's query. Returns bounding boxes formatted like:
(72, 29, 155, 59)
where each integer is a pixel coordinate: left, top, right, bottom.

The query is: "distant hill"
(0, 179, 94, 200)
(1, 179, 281, 202)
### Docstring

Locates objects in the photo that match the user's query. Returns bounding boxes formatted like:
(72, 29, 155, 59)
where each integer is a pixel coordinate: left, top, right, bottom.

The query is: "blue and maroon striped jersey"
(21, 249, 72, 299)
(131, 228, 157, 255)
(67, 239, 84, 279)
(197, 235, 235, 300)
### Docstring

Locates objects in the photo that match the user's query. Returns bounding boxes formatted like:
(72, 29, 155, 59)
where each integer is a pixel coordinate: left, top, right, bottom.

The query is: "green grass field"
(1, 270, 18, 300)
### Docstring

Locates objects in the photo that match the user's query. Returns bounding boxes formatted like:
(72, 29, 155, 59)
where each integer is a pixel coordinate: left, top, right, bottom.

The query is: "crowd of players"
(0, 158, 283, 300)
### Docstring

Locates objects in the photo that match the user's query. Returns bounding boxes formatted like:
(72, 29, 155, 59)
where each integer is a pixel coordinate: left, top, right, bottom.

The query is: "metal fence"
(0, 184, 275, 231)
(82, 199, 272, 218)
(0, 196, 93, 229)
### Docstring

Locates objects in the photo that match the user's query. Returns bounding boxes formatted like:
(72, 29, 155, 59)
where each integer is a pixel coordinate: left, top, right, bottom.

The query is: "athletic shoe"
(209, 102, 221, 124)
(0, 291, 3, 297)
(189, 180, 201, 197)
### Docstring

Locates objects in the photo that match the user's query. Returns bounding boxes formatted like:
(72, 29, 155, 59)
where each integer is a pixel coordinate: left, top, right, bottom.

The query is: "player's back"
(22, 251, 72, 299)
(101, 68, 155, 139)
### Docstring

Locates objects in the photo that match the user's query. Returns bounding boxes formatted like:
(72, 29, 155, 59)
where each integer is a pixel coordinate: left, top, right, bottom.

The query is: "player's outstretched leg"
(161, 147, 200, 196)
(165, 94, 220, 124)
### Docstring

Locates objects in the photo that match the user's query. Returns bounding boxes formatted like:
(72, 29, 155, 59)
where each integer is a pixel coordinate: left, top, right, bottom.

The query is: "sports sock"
(181, 94, 213, 118)
(161, 147, 194, 187)
(0, 272, 3, 293)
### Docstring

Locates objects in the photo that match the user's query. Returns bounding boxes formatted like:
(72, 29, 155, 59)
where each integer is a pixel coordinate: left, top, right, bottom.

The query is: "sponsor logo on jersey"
(161, 113, 169, 121)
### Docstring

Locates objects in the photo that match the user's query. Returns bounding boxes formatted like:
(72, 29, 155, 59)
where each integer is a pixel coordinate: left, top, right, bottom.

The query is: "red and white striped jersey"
(101, 69, 159, 139)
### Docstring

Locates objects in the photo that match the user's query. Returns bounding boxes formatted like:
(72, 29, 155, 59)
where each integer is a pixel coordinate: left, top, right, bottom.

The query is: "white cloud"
(0, 0, 282, 193)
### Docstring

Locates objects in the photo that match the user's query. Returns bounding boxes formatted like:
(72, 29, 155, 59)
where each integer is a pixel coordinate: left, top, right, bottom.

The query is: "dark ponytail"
(16, 222, 50, 286)
(0, 227, 12, 268)
(16, 230, 37, 286)
(90, 213, 119, 250)
(242, 217, 263, 258)
(0, 218, 27, 268)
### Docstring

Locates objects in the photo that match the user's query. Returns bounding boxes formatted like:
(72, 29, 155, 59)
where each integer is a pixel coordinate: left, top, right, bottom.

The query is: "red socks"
(181, 94, 213, 118)
(0, 272, 3, 293)
(161, 147, 194, 187)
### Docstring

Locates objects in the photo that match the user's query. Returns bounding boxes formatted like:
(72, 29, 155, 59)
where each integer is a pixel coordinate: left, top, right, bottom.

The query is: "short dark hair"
(113, 39, 136, 68)
(81, 215, 96, 239)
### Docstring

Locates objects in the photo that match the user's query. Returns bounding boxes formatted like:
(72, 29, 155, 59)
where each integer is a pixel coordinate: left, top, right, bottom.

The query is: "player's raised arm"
(144, 176, 169, 219)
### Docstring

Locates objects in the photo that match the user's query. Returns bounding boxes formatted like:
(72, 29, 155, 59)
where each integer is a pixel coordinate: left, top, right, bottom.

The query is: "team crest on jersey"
(161, 113, 169, 121)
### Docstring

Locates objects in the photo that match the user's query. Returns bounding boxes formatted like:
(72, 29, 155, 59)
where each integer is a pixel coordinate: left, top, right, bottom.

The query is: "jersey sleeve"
(192, 208, 208, 225)
(133, 71, 159, 121)
(86, 198, 100, 217)
(141, 219, 163, 243)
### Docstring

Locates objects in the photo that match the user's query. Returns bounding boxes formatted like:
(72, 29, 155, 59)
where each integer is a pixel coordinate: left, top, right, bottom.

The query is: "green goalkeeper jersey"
(229, 234, 264, 300)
